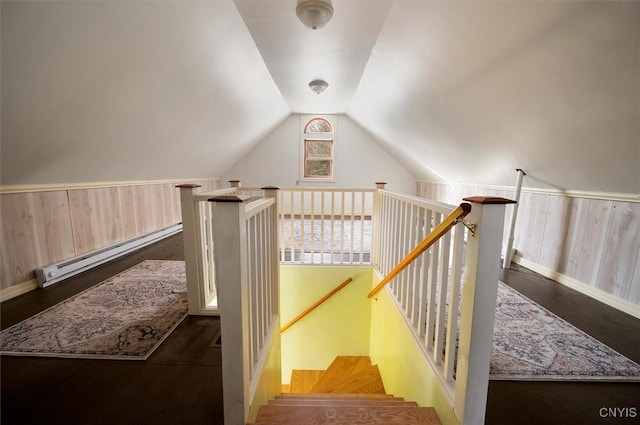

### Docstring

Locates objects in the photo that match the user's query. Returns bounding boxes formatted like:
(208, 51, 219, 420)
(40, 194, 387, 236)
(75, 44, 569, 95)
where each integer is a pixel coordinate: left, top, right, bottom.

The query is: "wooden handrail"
(281, 277, 353, 333)
(367, 202, 472, 298)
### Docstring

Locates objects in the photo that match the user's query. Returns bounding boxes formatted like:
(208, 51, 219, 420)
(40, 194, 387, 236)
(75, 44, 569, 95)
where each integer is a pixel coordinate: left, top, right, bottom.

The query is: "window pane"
(305, 160, 332, 177)
(305, 140, 332, 158)
(305, 118, 332, 134)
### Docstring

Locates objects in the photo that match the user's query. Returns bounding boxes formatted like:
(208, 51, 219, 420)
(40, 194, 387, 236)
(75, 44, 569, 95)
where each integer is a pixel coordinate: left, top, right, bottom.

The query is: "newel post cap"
(208, 195, 251, 203)
(462, 196, 516, 205)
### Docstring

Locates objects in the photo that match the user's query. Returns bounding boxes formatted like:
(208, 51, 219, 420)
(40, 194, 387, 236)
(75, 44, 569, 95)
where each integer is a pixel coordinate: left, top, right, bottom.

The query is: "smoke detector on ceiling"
(296, 0, 334, 30)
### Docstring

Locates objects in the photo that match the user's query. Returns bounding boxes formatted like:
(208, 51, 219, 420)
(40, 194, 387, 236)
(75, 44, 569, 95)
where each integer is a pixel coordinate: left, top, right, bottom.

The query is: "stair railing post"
(372, 182, 387, 267)
(503, 168, 526, 269)
(210, 194, 252, 425)
(261, 186, 281, 319)
(454, 197, 515, 425)
(176, 184, 203, 315)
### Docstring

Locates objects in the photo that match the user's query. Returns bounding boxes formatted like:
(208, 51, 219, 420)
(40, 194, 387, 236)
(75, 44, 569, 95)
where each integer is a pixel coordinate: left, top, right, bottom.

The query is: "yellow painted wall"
(369, 272, 461, 425)
(247, 322, 282, 423)
(280, 265, 372, 382)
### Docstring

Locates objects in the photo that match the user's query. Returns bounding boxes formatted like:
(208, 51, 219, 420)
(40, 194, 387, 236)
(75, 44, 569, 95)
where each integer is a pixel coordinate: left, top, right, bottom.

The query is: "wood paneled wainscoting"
(417, 180, 640, 319)
(0, 178, 218, 300)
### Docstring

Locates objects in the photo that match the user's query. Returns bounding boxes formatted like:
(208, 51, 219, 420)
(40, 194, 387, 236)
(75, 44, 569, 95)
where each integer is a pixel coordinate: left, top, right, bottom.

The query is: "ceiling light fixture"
(296, 0, 334, 30)
(308, 79, 329, 94)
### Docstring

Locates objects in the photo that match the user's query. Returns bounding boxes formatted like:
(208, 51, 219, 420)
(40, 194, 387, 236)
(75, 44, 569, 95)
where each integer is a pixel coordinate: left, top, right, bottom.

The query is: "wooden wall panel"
(573, 199, 613, 285)
(0, 191, 75, 289)
(418, 181, 639, 308)
(595, 202, 640, 299)
(628, 252, 640, 304)
(119, 186, 140, 239)
(0, 178, 218, 291)
(416, 181, 451, 203)
(556, 197, 589, 279)
(512, 192, 546, 261)
(538, 195, 573, 272)
(68, 188, 124, 254)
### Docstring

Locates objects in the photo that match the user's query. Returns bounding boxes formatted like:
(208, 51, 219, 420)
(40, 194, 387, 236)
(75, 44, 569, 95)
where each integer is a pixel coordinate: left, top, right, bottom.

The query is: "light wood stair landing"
(250, 356, 441, 424)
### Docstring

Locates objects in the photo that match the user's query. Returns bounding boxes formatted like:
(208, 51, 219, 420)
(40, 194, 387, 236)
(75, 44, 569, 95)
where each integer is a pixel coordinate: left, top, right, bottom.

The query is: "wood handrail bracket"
(367, 202, 472, 299)
(281, 277, 354, 333)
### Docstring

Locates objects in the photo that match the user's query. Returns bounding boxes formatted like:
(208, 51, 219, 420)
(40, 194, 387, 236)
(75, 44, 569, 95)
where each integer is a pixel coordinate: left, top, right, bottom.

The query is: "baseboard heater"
(35, 223, 183, 288)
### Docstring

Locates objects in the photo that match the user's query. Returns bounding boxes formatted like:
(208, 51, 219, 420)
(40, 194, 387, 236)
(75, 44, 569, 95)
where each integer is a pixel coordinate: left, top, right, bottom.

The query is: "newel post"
(209, 194, 252, 425)
(176, 184, 202, 315)
(262, 186, 281, 307)
(229, 179, 241, 188)
(454, 196, 515, 425)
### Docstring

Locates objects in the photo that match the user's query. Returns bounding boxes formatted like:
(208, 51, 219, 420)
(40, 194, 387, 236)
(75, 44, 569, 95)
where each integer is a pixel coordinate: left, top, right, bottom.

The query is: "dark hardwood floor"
(1, 234, 224, 425)
(1, 233, 639, 424)
(487, 264, 640, 425)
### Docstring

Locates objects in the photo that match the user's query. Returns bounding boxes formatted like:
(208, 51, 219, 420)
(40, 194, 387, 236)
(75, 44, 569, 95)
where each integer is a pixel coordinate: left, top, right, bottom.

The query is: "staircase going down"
(249, 356, 442, 425)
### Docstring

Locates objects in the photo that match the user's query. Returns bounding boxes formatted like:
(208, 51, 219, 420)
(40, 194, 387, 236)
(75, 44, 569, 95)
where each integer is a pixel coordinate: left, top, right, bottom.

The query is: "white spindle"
(444, 226, 465, 380)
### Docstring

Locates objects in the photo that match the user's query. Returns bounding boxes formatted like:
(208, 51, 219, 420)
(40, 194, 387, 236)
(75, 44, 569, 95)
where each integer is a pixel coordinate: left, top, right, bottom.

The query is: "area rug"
(490, 282, 640, 381)
(0, 260, 187, 360)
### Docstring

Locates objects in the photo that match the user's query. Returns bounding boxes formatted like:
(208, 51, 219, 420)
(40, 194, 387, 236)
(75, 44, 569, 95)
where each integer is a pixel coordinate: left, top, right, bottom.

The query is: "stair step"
(309, 356, 372, 393)
(316, 364, 385, 394)
(278, 393, 398, 399)
(269, 399, 418, 407)
(289, 369, 324, 393)
(254, 405, 442, 424)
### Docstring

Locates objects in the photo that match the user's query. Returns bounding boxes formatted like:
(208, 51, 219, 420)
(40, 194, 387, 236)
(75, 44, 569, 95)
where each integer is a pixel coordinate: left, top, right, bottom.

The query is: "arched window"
(303, 117, 334, 179)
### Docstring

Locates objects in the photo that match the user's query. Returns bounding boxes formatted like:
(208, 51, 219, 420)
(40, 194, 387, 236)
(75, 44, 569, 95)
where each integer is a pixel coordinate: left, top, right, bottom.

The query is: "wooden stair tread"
(278, 393, 398, 399)
(254, 405, 442, 425)
(253, 357, 441, 424)
(309, 356, 372, 393)
(269, 398, 417, 407)
(289, 369, 324, 393)
(316, 364, 385, 394)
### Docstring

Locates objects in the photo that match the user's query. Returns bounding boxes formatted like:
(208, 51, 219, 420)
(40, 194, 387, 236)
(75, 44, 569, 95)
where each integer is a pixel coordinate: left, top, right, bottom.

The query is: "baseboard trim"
(1, 279, 39, 303)
(513, 255, 640, 320)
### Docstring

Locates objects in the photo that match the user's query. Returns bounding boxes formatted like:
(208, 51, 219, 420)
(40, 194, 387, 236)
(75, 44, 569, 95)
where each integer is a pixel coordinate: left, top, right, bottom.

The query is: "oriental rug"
(0, 260, 187, 360)
(490, 282, 640, 381)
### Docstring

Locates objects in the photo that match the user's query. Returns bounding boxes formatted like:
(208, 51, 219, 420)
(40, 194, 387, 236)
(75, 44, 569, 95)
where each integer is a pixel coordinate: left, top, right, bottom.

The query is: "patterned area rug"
(0, 260, 187, 360)
(491, 282, 640, 381)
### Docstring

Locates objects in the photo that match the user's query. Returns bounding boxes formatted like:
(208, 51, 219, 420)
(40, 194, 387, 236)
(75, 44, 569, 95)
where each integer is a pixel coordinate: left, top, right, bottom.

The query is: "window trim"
(299, 115, 336, 183)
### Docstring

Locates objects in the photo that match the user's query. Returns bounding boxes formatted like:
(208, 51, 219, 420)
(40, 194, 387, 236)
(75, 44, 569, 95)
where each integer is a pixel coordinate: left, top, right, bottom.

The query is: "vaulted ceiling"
(2, 1, 639, 193)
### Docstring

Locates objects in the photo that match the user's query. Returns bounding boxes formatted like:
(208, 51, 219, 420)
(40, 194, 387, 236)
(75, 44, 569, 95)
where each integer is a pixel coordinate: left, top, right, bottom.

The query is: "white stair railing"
(209, 188, 281, 425)
(179, 181, 512, 425)
(177, 181, 262, 315)
(371, 190, 514, 425)
(278, 188, 375, 265)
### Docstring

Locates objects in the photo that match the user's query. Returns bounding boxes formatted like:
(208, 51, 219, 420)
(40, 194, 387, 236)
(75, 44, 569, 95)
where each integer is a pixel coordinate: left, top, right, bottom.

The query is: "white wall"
(1, 1, 288, 185)
(350, 1, 640, 193)
(221, 114, 416, 194)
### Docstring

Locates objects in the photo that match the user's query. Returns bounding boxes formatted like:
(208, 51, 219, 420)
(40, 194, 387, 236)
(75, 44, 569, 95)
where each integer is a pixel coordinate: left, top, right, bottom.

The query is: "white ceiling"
(234, 0, 394, 114)
(234, 0, 640, 192)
